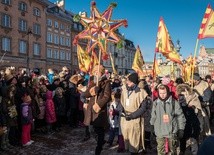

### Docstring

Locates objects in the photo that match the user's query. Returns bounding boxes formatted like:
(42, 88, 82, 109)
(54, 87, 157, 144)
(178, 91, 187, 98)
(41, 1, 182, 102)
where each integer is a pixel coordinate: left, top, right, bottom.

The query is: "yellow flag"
(109, 53, 118, 75)
(153, 59, 161, 77)
(198, 4, 214, 39)
(77, 44, 91, 73)
(155, 17, 181, 64)
(132, 46, 145, 75)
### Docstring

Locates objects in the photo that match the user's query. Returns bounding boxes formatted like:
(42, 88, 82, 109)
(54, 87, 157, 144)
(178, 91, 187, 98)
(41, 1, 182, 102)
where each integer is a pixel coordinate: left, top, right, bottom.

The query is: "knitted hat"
(193, 73, 200, 81)
(127, 73, 139, 85)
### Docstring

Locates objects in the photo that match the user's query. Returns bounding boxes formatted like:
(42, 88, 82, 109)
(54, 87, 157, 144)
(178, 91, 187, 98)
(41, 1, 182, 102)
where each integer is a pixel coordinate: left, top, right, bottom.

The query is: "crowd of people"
(0, 65, 214, 155)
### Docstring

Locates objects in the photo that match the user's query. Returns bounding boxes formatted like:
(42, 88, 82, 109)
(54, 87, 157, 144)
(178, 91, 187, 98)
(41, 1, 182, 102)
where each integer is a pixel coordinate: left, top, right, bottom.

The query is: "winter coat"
(150, 96, 186, 138)
(1, 97, 18, 127)
(68, 83, 80, 110)
(84, 76, 111, 128)
(20, 102, 33, 125)
(120, 84, 148, 152)
(53, 95, 66, 116)
(45, 91, 56, 123)
(178, 95, 200, 139)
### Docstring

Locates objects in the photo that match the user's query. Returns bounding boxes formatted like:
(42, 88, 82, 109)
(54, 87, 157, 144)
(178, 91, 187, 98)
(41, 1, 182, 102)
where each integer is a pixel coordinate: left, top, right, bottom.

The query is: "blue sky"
(51, 0, 214, 61)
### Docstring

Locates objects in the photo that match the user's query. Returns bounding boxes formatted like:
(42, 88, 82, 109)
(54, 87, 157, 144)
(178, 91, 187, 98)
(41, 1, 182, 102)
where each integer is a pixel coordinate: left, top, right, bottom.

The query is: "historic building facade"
(0, 0, 47, 73)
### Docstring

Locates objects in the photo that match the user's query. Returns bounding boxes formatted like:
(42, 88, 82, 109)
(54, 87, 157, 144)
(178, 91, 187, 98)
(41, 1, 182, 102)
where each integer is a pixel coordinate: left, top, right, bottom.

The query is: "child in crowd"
(45, 91, 56, 134)
(36, 97, 46, 133)
(20, 94, 34, 146)
(107, 88, 124, 152)
(53, 87, 66, 131)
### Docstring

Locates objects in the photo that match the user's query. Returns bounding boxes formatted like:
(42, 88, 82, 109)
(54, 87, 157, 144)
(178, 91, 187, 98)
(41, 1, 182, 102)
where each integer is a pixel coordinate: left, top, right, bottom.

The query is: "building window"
(60, 23, 64, 30)
(54, 34, 59, 44)
(54, 21, 58, 28)
(65, 38, 70, 47)
(60, 50, 65, 60)
(47, 48, 52, 58)
(1, 0, 11, 5)
(33, 43, 41, 56)
(19, 40, 27, 54)
(19, 19, 27, 32)
(66, 52, 71, 61)
(1, 37, 11, 52)
(18, 2, 27, 12)
(33, 7, 40, 17)
(60, 36, 65, 45)
(33, 23, 41, 35)
(47, 19, 52, 27)
(1, 14, 11, 28)
(53, 49, 59, 59)
(47, 32, 52, 43)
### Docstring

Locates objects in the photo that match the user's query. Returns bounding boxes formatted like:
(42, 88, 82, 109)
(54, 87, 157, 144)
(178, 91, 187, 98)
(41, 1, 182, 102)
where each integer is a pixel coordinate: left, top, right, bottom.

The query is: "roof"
(206, 48, 214, 55)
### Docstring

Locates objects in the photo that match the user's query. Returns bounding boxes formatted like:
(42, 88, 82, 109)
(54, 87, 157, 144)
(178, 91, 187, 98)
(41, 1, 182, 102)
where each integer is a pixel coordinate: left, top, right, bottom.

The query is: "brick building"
(0, 0, 47, 74)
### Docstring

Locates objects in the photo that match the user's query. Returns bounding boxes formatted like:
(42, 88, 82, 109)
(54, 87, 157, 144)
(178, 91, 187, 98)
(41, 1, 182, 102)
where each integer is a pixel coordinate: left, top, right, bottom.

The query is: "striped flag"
(198, 4, 214, 39)
(88, 49, 98, 75)
(155, 17, 181, 64)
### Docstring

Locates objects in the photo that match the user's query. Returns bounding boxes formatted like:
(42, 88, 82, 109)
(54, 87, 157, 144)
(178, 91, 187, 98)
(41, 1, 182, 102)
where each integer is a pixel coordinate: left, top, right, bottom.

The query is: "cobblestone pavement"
(1, 126, 155, 155)
(0, 125, 199, 155)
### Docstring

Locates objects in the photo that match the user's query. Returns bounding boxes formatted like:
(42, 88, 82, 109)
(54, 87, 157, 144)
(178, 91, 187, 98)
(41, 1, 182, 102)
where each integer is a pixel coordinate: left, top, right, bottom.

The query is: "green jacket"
(150, 96, 186, 138)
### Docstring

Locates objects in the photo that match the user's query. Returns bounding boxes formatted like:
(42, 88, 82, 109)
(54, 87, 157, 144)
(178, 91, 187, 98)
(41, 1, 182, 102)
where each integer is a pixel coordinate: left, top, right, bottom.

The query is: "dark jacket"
(85, 76, 111, 128)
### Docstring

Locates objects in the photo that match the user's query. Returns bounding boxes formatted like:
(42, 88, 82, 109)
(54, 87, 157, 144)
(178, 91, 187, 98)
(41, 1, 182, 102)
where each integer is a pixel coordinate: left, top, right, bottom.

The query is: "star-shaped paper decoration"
(73, 1, 128, 60)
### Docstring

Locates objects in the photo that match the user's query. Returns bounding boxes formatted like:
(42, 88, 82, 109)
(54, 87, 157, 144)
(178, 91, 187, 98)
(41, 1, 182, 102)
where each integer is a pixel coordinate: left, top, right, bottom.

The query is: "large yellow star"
(73, 1, 127, 60)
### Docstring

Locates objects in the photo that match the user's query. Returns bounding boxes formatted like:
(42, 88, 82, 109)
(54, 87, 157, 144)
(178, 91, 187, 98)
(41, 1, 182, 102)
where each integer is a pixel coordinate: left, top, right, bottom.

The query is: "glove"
(177, 129, 184, 139)
(125, 114, 133, 121)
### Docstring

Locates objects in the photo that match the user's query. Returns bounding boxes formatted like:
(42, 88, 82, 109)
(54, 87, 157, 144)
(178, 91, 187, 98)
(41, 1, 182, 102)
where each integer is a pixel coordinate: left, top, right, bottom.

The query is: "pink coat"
(45, 91, 56, 123)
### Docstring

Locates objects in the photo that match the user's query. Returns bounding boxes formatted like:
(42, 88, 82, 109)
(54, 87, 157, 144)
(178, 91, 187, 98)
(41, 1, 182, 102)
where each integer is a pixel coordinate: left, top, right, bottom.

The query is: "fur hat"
(55, 87, 64, 96)
(127, 72, 139, 85)
(176, 84, 192, 95)
(69, 74, 83, 85)
(92, 65, 105, 75)
(4, 74, 14, 82)
(193, 73, 200, 81)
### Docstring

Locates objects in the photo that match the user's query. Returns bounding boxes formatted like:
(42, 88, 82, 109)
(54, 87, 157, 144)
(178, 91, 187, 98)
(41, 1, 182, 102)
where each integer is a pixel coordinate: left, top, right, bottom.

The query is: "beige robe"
(120, 85, 148, 153)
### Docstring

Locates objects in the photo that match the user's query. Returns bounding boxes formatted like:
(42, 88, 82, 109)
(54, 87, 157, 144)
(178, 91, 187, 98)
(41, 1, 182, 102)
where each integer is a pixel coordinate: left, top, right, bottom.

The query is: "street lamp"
(27, 28, 32, 75)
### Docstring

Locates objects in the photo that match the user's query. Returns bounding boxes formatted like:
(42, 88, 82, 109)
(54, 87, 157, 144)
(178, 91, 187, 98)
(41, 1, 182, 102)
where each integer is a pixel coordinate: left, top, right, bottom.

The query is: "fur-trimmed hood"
(176, 84, 192, 95)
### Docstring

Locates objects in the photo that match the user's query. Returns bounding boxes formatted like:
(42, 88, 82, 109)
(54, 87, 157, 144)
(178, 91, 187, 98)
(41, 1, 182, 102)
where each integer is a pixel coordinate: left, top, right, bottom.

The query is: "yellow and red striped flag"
(198, 4, 214, 39)
(132, 46, 145, 75)
(153, 59, 161, 77)
(77, 44, 91, 73)
(88, 49, 99, 75)
(155, 17, 181, 64)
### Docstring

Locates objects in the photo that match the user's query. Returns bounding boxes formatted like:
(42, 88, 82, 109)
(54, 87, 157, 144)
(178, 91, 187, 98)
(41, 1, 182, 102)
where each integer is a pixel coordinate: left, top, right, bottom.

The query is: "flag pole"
(191, 38, 199, 88)
(151, 52, 157, 101)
